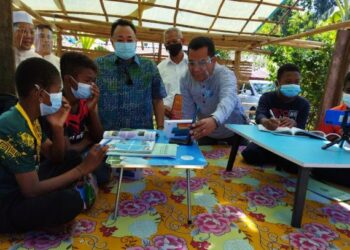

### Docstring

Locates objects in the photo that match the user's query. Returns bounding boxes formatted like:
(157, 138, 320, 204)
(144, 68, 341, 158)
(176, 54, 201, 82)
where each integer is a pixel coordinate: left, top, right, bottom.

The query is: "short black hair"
(110, 19, 136, 37)
(277, 63, 300, 80)
(35, 24, 53, 32)
(188, 36, 215, 57)
(60, 52, 98, 79)
(16, 58, 60, 98)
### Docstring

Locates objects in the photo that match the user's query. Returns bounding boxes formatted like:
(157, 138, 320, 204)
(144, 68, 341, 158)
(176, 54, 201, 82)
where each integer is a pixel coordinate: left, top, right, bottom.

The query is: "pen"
(98, 138, 112, 149)
(269, 109, 276, 119)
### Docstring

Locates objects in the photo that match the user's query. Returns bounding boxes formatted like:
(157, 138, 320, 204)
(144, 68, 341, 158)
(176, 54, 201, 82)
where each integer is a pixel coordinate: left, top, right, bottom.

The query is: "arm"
(41, 97, 71, 163)
(66, 136, 93, 153)
(151, 61, 167, 129)
(86, 83, 104, 141)
(180, 74, 195, 119)
(152, 98, 165, 129)
(16, 144, 108, 198)
(210, 68, 237, 125)
(255, 93, 280, 130)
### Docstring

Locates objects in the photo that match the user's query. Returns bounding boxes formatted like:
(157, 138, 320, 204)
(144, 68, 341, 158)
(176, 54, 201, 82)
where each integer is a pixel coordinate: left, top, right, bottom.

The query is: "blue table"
(107, 131, 208, 224)
(225, 124, 350, 227)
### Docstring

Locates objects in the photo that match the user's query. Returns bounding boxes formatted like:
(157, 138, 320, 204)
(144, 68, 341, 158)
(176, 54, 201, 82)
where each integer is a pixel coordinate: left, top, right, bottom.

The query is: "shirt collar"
(114, 54, 140, 66)
(166, 52, 188, 65)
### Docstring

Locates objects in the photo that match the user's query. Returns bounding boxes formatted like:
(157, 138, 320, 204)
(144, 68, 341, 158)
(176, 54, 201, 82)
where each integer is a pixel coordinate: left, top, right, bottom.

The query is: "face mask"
(114, 42, 136, 60)
(40, 92, 62, 116)
(71, 81, 92, 99)
(343, 92, 350, 107)
(166, 43, 182, 57)
(279, 84, 301, 97)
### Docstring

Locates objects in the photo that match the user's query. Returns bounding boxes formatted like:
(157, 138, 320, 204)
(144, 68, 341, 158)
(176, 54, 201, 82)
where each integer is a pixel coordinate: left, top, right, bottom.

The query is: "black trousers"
(0, 151, 84, 233)
(241, 142, 298, 174)
(312, 168, 350, 187)
(198, 135, 248, 146)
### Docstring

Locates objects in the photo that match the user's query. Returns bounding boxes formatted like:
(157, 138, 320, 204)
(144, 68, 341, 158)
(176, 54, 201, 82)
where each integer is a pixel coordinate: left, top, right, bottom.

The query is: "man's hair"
(35, 24, 53, 32)
(16, 58, 60, 98)
(60, 52, 98, 79)
(164, 27, 183, 41)
(110, 19, 136, 37)
(277, 63, 300, 80)
(188, 36, 215, 57)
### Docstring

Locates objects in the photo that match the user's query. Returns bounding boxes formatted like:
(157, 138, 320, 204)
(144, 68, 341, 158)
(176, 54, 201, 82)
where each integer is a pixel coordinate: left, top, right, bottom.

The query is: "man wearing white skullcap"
(34, 24, 60, 71)
(13, 11, 40, 67)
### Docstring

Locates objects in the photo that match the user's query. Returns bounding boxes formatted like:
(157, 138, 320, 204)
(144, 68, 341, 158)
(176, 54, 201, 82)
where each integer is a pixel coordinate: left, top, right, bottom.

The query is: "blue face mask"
(40, 92, 62, 116)
(71, 82, 92, 99)
(279, 84, 301, 97)
(114, 42, 136, 60)
(343, 92, 350, 107)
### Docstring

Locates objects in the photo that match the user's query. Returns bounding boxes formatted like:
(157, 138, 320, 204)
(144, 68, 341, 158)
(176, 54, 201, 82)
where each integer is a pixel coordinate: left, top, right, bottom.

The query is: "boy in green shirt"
(0, 58, 107, 233)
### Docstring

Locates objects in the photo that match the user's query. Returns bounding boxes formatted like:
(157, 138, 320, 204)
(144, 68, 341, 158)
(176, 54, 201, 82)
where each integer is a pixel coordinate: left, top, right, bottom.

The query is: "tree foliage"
(258, 3, 337, 129)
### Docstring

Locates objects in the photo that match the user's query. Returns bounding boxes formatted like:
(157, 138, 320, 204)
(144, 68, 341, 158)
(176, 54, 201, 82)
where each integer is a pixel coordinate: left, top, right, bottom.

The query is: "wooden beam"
(173, 0, 180, 26)
(208, 0, 225, 33)
(0, 0, 16, 95)
(239, 0, 262, 34)
(260, 20, 350, 46)
(229, 0, 304, 11)
(137, 0, 143, 27)
(269, 0, 300, 35)
(41, 12, 275, 36)
(56, 29, 62, 57)
(99, 0, 109, 22)
(157, 41, 162, 63)
(234, 51, 242, 80)
(107, 0, 279, 24)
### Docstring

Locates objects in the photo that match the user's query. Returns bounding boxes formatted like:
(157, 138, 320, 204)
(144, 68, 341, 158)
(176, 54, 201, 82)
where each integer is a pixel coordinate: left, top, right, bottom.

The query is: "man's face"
(278, 71, 301, 86)
(188, 47, 216, 82)
(14, 22, 34, 50)
(165, 31, 183, 47)
(111, 25, 136, 47)
(35, 28, 53, 56)
(65, 68, 96, 91)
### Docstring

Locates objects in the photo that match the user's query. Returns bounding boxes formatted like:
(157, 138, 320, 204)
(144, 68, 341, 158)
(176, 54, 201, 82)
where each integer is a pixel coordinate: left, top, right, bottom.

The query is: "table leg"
(186, 169, 192, 225)
(291, 167, 311, 228)
(226, 134, 242, 171)
(113, 167, 124, 220)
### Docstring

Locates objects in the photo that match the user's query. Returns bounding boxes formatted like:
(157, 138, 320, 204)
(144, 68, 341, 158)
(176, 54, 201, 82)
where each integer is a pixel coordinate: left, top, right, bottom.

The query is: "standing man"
(95, 19, 166, 130)
(181, 36, 247, 145)
(12, 11, 40, 68)
(158, 27, 188, 118)
(34, 24, 60, 71)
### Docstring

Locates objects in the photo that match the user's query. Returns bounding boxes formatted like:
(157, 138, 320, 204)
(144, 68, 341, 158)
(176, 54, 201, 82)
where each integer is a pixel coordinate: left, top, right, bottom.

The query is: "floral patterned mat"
(2, 145, 350, 250)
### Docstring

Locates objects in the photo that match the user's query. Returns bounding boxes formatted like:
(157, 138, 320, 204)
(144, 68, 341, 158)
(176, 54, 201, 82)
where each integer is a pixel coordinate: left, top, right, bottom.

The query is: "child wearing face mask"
(0, 58, 108, 233)
(312, 72, 350, 186)
(40, 52, 109, 185)
(241, 63, 310, 171)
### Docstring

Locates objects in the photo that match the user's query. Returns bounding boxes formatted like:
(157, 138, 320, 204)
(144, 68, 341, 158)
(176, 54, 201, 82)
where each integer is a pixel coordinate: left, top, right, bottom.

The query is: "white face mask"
(343, 92, 350, 107)
(40, 92, 62, 116)
(70, 76, 92, 99)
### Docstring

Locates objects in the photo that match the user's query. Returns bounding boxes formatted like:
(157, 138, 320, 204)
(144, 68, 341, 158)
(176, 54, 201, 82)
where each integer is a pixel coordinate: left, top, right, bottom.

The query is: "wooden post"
(316, 30, 350, 128)
(234, 51, 241, 83)
(56, 29, 62, 57)
(157, 41, 162, 64)
(0, 0, 16, 95)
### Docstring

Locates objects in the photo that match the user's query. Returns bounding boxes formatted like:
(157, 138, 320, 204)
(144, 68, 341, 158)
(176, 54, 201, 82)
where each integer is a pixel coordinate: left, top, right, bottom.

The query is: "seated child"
(41, 52, 109, 185)
(0, 58, 108, 233)
(313, 72, 350, 186)
(241, 64, 310, 171)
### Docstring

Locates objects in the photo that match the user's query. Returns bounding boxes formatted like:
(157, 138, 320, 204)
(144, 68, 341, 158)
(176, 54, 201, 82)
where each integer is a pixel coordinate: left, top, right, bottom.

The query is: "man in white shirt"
(158, 27, 188, 118)
(34, 24, 60, 71)
(12, 11, 40, 68)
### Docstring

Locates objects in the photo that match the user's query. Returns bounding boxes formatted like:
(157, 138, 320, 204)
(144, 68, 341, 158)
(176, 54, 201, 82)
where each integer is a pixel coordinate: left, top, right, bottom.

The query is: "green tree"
(259, 6, 336, 129)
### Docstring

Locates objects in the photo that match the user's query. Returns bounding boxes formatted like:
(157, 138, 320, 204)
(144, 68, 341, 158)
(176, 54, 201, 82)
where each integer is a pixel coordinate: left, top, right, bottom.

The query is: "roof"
(12, 0, 328, 52)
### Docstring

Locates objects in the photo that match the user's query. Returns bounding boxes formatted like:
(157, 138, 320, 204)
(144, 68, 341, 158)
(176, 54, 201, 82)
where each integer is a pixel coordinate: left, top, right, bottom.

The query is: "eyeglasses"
(188, 57, 213, 69)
